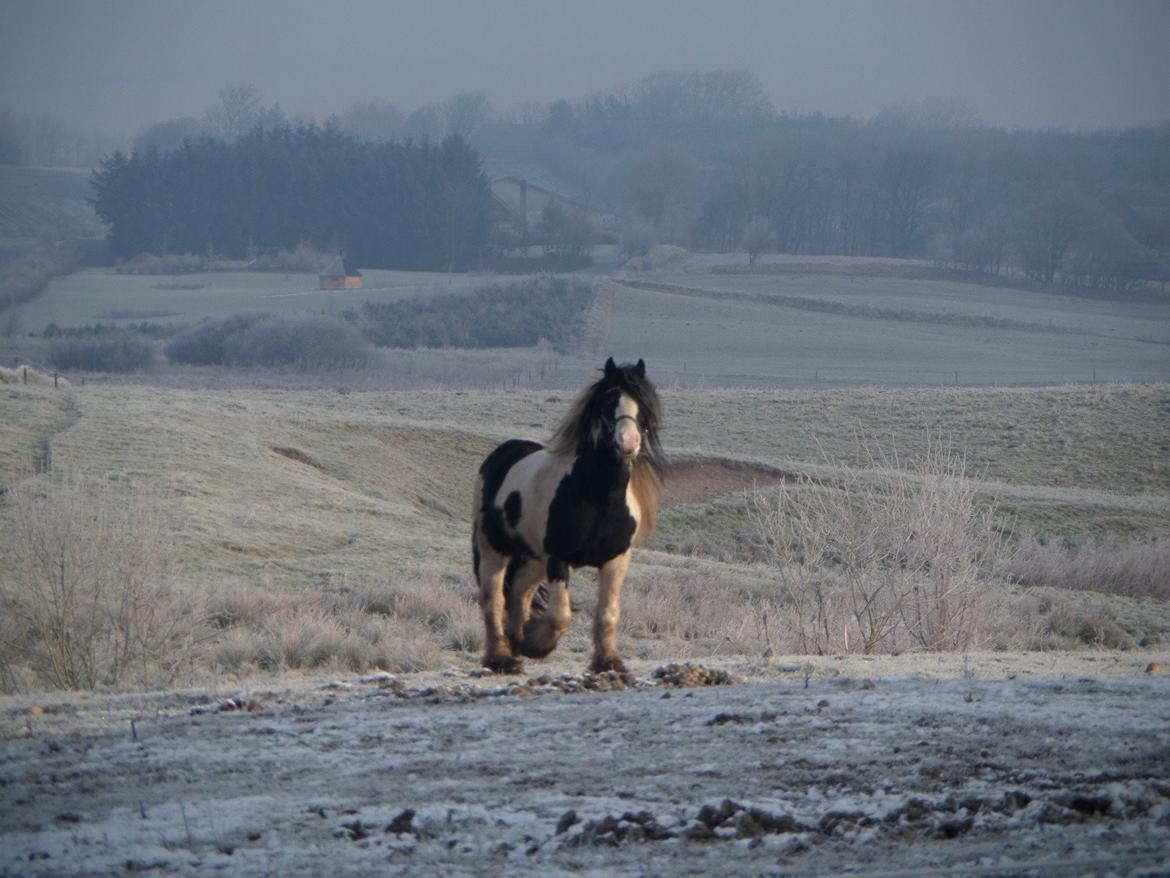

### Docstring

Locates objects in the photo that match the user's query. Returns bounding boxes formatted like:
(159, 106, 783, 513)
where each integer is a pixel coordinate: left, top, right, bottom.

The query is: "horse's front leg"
(590, 550, 631, 673)
(521, 559, 572, 659)
(504, 558, 545, 650)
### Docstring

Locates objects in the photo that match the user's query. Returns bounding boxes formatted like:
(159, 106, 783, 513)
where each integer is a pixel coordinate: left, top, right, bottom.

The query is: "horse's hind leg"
(591, 550, 631, 673)
(521, 559, 572, 659)
(475, 534, 522, 674)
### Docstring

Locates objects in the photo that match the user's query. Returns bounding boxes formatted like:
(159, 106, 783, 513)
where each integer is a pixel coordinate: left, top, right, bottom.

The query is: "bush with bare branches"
(747, 438, 1009, 654)
(0, 475, 203, 692)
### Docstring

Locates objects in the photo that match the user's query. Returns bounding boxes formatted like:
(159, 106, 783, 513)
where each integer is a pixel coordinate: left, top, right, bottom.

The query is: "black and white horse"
(472, 358, 664, 673)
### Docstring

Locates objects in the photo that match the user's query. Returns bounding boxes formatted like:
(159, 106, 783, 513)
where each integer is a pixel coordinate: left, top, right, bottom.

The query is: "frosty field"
(2, 653, 1168, 876)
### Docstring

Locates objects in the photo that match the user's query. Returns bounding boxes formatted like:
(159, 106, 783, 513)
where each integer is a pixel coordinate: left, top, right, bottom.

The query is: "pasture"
(606, 274, 1170, 387)
(3, 266, 496, 331)
(2, 378, 1168, 675)
(6, 261, 1168, 392)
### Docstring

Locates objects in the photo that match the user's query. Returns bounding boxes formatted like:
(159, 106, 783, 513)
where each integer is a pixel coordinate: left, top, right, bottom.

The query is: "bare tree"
(742, 216, 775, 264)
(625, 142, 699, 246)
(204, 81, 261, 140)
(338, 100, 405, 142)
(440, 92, 493, 139)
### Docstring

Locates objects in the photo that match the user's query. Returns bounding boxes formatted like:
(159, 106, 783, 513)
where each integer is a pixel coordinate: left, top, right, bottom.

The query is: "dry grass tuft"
(1008, 536, 1169, 601)
(203, 574, 482, 676)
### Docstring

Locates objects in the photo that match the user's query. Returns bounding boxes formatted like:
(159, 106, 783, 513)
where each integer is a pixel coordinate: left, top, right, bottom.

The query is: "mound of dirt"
(339, 663, 739, 705)
(662, 457, 791, 507)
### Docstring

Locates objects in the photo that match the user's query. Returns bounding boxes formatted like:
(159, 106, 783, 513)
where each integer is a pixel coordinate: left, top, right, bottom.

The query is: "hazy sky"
(3, 0, 1169, 137)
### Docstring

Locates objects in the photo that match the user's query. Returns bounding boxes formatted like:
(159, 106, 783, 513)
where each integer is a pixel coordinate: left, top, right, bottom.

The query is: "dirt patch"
(270, 445, 324, 470)
(306, 663, 737, 706)
(662, 456, 791, 507)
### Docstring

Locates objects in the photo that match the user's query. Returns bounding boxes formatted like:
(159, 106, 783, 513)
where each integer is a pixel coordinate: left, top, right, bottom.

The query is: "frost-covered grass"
(1, 380, 1167, 691)
(607, 275, 1170, 386)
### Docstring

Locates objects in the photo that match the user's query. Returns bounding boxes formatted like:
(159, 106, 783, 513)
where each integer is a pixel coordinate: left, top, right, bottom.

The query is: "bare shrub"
(0, 474, 203, 692)
(1008, 536, 1169, 601)
(165, 313, 379, 369)
(47, 332, 157, 372)
(746, 437, 1008, 654)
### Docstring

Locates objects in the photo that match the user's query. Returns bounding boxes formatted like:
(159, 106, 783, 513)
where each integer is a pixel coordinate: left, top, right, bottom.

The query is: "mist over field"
(2, 4, 1170, 875)
(3, 0, 1170, 136)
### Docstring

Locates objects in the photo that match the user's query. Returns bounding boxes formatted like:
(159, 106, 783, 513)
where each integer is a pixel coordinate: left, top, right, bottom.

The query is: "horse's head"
(600, 357, 646, 462)
(551, 357, 664, 469)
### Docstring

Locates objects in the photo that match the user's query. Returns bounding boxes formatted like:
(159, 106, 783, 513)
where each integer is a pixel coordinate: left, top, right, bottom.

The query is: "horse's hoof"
(589, 655, 627, 674)
(484, 655, 524, 675)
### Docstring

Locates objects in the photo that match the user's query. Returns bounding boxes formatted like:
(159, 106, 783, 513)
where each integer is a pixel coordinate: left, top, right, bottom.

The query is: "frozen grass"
(1008, 536, 1170, 602)
(204, 574, 482, 676)
(1, 380, 1167, 690)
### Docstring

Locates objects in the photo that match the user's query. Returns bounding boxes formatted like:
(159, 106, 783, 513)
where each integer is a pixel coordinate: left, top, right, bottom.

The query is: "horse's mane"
(548, 360, 665, 544)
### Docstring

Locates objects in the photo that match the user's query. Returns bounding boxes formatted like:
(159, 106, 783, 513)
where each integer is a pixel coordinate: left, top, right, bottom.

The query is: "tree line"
(90, 122, 492, 271)
(468, 72, 1170, 292)
(73, 72, 1170, 289)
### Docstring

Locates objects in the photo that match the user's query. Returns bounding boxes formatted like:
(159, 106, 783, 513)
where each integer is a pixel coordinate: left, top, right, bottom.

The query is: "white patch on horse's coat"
(614, 393, 641, 458)
(496, 449, 570, 557)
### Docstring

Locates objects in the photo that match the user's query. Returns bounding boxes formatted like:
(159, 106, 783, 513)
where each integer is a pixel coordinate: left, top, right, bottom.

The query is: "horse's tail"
(515, 582, 571, 659)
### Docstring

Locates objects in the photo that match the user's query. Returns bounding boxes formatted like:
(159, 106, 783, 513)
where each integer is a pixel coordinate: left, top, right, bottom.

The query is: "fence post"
(54, 371, 59, 388)
(23, 367, 27, 384)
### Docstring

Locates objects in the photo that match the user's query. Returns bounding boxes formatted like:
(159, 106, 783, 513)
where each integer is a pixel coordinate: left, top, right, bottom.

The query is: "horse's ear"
(603, 357, 616, 376)
(634, 358, 645, 378)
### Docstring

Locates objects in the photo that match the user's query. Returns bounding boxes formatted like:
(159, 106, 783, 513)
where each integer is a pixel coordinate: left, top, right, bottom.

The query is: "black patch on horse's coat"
(478, 438, 542, 557)
(503, 555, 527, 598)
(547, 557, 570, 583)
(504, 491, 523, 528)
(544, 446, 636, 569)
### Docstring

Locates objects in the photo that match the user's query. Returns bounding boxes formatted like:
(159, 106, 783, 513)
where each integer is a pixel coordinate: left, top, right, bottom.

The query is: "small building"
(319, 254, 362, 289)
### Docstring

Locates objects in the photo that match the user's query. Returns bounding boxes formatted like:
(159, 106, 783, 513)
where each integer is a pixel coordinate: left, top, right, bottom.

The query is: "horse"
(472, 358, 664, 674)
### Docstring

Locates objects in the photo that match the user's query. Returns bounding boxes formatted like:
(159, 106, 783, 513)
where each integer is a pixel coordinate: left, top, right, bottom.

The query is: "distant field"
(5, 267, 514, 332)
(604, 274, 1170, 387)
(0, 164, 103, 243)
